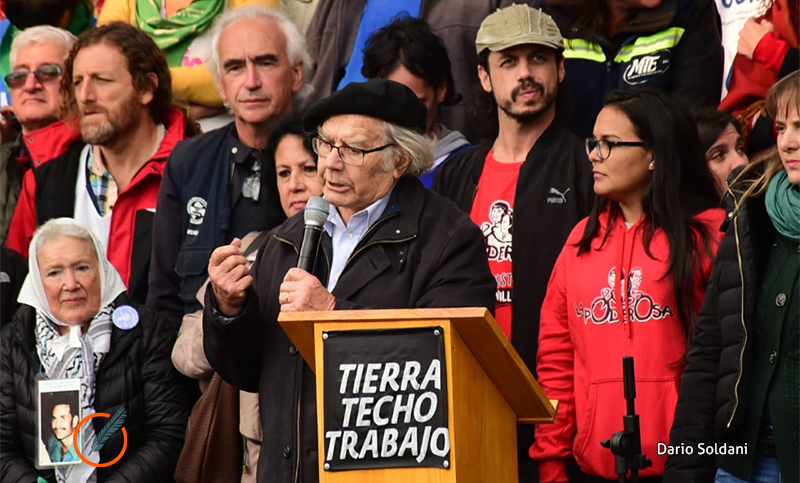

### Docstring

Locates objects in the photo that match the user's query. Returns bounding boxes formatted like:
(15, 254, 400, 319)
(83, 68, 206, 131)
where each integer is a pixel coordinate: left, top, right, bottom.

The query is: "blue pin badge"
(113, 305, 139, 330)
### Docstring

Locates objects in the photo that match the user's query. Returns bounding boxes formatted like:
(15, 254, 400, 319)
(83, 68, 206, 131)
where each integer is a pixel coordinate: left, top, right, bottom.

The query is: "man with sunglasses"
(431, 6, 594, 480)
(0, 26, 80, 246)
(204, 78, 494, 482)
(0, 0, 94, 103)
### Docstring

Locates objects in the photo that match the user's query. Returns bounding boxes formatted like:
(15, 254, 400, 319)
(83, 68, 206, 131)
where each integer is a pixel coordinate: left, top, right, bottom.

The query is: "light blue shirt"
(324, 188, 394, 291)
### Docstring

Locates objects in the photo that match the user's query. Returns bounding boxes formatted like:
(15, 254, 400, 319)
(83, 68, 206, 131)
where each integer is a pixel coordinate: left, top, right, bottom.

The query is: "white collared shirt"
(323, 188, 394, 291)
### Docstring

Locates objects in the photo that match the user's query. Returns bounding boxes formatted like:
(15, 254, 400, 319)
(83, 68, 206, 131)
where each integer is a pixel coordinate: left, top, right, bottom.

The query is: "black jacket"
(431, 121, 594, 374)
(544, 0, 723, 137)
(0, 247, 26, 329)
(0, 295, 195, 482)
(203, 176, 496, 483)
(148, 123, 285, 326)
(665, 167, 800, 483)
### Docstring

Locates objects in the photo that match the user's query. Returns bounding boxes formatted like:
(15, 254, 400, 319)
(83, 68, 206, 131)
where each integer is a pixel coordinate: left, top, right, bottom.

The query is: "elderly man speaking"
(203, 79, 495, 482)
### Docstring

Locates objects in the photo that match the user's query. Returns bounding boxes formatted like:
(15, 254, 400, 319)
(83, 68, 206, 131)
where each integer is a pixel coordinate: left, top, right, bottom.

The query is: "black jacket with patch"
(147, 123, 285, 326)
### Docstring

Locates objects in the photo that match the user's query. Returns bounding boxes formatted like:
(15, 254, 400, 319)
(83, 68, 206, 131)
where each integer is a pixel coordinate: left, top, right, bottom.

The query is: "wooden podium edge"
(279, 308, 557, 423)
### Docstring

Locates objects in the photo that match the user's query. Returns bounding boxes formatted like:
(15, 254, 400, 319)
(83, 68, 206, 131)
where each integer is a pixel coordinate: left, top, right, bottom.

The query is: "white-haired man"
(0, 26, 79, 245)
(148, 7, 313, 326)
(204, 79, 495, 482)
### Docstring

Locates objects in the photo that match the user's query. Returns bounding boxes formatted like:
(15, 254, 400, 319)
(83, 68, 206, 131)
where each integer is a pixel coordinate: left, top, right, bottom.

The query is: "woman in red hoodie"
(531, 89, 726, 483)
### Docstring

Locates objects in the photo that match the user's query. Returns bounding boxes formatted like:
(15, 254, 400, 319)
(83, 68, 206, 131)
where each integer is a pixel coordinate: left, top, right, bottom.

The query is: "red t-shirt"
(469, 150, 523, 339)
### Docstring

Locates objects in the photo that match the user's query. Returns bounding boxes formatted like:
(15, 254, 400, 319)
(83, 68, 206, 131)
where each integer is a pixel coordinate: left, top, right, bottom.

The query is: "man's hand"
(737, 17, 774, 59)
(0, 105, 19, 143)
(279, 268, 336, 312)
(208, 238, 252, 316)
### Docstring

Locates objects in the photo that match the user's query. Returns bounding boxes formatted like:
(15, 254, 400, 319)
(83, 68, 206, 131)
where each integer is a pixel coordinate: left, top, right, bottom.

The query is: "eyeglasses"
(311, 136, 394, 166)
(585, 137, 648, 160)
(4, 64, 63, 89)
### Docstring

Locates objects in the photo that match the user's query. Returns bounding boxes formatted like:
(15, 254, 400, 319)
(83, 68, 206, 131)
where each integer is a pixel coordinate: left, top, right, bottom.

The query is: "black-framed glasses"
(4, 64, 63, 89)
(311, 136, 394, 166)
(585, 137, 648, 160)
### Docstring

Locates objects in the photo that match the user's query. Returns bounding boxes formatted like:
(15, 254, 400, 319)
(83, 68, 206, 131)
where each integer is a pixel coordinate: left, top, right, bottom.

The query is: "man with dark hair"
(361, 17, 469, 187)
(6, 22, 198, 304)
(45, 393, 79, 463)
(431, 5, 594, 480)
(0, 0, 94, 103)
(148, 7, 311, 327)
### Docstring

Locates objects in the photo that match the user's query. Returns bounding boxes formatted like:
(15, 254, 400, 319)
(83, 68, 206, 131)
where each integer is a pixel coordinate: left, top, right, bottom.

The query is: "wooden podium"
(278, 307, 556, 483)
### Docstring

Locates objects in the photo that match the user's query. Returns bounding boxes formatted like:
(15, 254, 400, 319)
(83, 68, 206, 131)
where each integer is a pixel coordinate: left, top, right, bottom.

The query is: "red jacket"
(718, 0, 798, 115)
(6, 110, 188, 299)
(22, 119, 82, 169)
(531, 207, 725, 482)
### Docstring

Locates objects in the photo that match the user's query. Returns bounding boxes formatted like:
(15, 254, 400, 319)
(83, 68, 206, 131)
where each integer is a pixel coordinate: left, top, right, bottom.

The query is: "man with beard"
(5, 22, 199, 304)
(147, 7, 310, 326)
(0, 0, 94, 104)
(431, 5, 593, 481)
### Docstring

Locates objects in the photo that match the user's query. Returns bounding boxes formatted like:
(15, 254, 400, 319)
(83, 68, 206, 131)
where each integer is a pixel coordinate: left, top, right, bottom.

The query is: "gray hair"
(381, 122, 435, 177)
(10, 26, 77, 68)
(207, 6, 313, 105)
(34, 218, 98, 261)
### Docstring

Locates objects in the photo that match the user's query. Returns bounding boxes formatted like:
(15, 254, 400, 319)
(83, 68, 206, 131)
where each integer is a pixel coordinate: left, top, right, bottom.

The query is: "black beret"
(303, 79, 427, 134)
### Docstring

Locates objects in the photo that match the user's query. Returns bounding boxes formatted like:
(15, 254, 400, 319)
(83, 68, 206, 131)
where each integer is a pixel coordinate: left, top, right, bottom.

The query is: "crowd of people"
(0, 0, 797, 482)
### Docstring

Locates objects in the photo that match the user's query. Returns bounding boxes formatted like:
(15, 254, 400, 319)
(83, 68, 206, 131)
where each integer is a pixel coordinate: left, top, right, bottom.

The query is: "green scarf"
(765, 169, 800, 242)
(67, 3, 95, 36)
(0, 23, 20, 92)
(135, 0, 224, 67)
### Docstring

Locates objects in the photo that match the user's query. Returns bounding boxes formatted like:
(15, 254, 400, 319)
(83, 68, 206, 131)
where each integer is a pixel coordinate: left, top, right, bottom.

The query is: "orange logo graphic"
(73, 413, 127, 467)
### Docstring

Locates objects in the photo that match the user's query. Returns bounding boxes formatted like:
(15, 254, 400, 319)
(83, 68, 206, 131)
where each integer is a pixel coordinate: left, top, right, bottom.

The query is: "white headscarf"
(17, 218, 127, 483)
(18, 217, 127, 330)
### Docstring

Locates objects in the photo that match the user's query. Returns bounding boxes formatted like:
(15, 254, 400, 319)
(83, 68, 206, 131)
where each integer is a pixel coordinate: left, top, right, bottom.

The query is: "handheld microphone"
(297, 196, 329, 273)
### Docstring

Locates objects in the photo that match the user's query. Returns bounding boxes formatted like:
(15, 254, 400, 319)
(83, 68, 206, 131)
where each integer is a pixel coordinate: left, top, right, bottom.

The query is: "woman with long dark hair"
(693, 108, 749, 199)
(666, 72, 799, 483)
(531, 89, 725, 482)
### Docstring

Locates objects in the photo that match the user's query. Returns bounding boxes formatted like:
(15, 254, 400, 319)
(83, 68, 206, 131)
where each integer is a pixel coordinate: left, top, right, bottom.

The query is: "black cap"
(303, 79, 427, 134)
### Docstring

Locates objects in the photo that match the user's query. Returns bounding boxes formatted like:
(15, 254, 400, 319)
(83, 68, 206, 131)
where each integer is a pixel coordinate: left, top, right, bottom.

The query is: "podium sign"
(322, 327, 450, 470)
(278, 308, 557, 483)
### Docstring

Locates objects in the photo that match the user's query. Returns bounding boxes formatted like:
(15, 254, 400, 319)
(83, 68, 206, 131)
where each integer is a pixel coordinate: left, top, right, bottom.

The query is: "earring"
(649, 161, 655, 170)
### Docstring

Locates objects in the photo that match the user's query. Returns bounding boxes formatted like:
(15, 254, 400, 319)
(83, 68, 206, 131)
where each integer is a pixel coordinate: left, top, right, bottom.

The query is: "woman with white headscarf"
(0, 218, 194, 482)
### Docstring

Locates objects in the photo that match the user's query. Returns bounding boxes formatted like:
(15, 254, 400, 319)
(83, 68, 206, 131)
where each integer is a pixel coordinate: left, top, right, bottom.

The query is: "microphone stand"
(600, 356, 652, 483)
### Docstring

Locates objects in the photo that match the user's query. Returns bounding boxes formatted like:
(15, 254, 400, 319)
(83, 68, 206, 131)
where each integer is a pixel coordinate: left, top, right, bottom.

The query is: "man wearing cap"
(203, 78, 495, 482)
(432, 5, 593, 480)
